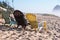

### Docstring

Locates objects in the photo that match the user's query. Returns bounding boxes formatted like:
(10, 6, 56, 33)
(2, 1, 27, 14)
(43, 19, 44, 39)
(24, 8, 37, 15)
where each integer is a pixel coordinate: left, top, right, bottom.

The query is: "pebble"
(0, 15, 60, 40)
(56, 35, 60, 38)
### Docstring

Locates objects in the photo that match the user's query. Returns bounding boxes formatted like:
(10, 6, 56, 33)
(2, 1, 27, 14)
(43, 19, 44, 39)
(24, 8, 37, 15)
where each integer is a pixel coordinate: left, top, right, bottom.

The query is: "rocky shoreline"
(0, 14, 60, 40)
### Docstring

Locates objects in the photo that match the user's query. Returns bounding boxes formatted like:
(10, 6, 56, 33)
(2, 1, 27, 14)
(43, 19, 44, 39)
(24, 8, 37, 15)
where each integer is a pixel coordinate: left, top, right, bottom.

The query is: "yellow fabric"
(43, 21, 47, 31)
(26, 13, 47, 31)
(26, 13, 38, 30)
(26, 13, 36, 21)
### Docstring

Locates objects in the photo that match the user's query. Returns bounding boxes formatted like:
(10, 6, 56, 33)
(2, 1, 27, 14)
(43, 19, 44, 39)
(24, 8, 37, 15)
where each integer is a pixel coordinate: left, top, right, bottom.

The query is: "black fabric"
(13, 10, 28, 28)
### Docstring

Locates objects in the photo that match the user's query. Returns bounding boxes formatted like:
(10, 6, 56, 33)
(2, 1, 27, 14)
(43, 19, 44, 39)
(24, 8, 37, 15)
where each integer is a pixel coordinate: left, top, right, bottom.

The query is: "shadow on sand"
(0, 25, 22, 31)
(0, 25, 37, 32)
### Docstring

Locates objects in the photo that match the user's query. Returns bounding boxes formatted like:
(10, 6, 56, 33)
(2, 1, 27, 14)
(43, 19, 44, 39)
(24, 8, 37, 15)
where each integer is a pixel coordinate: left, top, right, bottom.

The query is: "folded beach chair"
(26, 13, 47, 31)
(26, 13, 38, 31)
(38, 21, 47, 31)
(9, 16, 17, 27)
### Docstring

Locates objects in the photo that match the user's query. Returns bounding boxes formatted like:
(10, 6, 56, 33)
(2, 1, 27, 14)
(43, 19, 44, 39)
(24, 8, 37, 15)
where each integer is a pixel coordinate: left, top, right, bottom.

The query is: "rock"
(2, 35, 7, 38)
(9, 31, 14, 34)
(56, 35, 60, 38)
(38, 38, 42, 40)
(52, 37, 58, 40)
(57, 28, 60, 33)
(47, 31, 52, 36)
(52, 36, 58, 40)
(0, 18, 5, 25)
(26, 38, 30, 40)
(54, 33, 56, 35)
